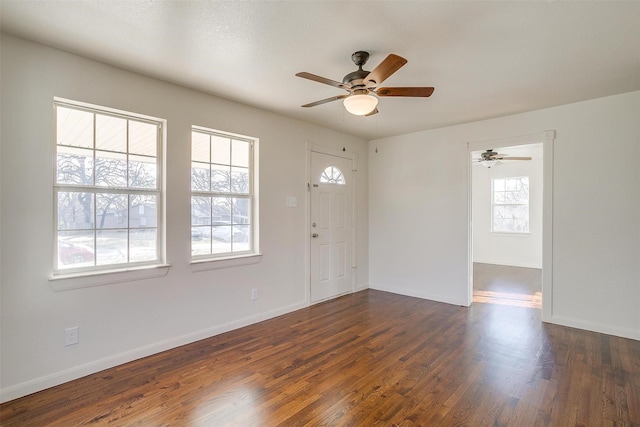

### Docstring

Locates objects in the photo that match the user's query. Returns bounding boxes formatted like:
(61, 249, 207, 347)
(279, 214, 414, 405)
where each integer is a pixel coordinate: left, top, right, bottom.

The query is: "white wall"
(0, 34, 369, 402)
(369, 90, 640, 342)
(472, 144, 543, 268)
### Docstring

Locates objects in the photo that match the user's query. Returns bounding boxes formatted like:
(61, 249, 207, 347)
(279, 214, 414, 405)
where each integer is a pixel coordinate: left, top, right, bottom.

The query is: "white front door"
(310, 152, 353, 303)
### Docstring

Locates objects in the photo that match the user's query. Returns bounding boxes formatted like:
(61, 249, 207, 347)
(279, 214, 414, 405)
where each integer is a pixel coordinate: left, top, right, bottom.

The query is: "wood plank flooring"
(473, 263, 542, 309)
(2, 288, 639, 426)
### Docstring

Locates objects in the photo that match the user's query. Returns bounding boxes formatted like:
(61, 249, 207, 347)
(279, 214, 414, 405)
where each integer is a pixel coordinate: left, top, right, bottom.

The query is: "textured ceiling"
(1, 1, 639, 140)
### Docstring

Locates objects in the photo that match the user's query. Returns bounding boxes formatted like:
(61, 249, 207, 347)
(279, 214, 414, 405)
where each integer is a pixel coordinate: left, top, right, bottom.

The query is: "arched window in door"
(320, 166, 346, 185)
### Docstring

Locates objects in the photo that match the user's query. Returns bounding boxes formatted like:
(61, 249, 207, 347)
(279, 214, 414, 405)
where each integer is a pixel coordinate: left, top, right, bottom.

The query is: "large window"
(492, 176, 529, 233)
(54, 100, 163, 273)
(191, 128, 255, 259)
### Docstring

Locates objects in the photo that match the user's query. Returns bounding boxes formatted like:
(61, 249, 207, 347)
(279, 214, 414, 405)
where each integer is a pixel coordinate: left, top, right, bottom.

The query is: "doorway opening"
(468, 132, 554, 320)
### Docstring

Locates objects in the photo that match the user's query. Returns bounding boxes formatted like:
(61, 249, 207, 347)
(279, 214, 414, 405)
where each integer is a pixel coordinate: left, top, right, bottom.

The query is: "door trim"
(467, 131, 555, 322)
(305, 142, 358, 305)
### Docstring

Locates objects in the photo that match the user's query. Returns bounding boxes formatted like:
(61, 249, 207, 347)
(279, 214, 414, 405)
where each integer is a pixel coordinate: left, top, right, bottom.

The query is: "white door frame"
(467, 130, 555, 322)
(305, 142, 358, 305)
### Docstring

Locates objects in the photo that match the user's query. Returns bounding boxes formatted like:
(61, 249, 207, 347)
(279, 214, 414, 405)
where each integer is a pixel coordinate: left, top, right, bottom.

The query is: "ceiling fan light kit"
(296, 51, 434, 116)
(343, 93, 378, 116)
(481, 160, 499, 168)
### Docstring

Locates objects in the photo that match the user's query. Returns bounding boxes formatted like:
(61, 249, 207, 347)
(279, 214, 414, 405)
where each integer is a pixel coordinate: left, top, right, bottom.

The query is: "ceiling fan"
(474, 149, 532, 168)
(296, 51, 434, 116)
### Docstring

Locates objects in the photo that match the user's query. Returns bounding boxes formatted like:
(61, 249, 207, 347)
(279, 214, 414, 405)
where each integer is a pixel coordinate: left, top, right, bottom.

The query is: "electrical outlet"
(64, 326, 79, 346)
(251, 288, 258, 300)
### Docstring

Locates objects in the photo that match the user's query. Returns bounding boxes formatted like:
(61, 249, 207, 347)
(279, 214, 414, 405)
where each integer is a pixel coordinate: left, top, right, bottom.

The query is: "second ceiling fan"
(296, 51, 434, 116)
(474, 149, 532, 168)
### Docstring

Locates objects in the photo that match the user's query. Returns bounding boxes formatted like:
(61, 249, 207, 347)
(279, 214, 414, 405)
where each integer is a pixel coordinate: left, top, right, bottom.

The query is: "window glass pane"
(211, 135, 231, 165)
(320, 166, 345, 184)
(191, 196, 211, 225)
(130, 195, 157, 228)
(95, 151, 127, 187)
(232, 198, 250, 225)
(58, 230, 94, 269)
(130, 228, 157, 262)
(493, 179, 505, 192)
(191, 162, 211, 191)
(57, 106, 93, 148)
(129, 121, 157, 156)
(231, 167, 249, 194)
(212, 225, 232, 243)
(233, 225, 250, 252)
(96, 229, 127, 265)
(192, 132, 210, 163)
(58, 192, 94, 230)
(231, 139, 249, 167)
(493, 205, 529, 232)
(57, 146, 94, 185)
(212, 197, 232, 223)
(212, 164, 231, 193)
(505, 178, 518, 191)
(211, 232, 232, 254)
(129, 155, 157, 189)
(96, 114, 126, 152)
(191, 226, 212, 256)
(96, 193, 128, 229)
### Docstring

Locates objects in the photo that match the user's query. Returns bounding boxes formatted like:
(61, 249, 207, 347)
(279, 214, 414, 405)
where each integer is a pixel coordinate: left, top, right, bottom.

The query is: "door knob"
(312, 233, 319, 238)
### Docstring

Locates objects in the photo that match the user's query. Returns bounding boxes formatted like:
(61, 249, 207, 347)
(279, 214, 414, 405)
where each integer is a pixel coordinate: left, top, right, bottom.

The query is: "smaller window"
(190, 127, 257, 260)
(492, 176, 529, 233)
(320, 166, 345, 184)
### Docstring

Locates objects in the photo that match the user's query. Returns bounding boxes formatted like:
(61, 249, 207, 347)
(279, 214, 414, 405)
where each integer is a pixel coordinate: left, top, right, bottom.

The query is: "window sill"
(191, 253, 262, 272)
(490, 231, 531, 237)
(49, 264, 171, 291)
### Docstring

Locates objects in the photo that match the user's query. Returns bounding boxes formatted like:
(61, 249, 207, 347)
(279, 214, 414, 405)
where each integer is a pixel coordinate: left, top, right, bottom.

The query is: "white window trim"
(51, 97, 167, 287)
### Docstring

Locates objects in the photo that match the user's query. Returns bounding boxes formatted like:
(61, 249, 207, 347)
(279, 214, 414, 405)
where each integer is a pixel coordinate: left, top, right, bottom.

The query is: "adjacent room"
(471, 143, 543, 309)
(1, 1, 639, 425)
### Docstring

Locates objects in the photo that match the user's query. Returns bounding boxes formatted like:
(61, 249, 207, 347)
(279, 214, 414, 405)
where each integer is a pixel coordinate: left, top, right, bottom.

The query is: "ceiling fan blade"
(364, 54, 407, 87)
(496, 156, 532, 161)
(365, 108, 379, 117)
(296, 72, 350, 90)
(376, 87, 435, 97)
(301, 95, 348, 108)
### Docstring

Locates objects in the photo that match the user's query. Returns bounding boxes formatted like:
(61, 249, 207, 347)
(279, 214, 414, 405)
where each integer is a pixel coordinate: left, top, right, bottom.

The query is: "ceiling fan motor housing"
(343, 69, 370, 86)
(351, 51, 370, 67)
(482, 149, 499, 160)
(343, 51, 372, 87)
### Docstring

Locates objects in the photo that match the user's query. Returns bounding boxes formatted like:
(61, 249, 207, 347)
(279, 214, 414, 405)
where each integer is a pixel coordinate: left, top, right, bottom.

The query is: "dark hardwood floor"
(2, 288, 639, 426)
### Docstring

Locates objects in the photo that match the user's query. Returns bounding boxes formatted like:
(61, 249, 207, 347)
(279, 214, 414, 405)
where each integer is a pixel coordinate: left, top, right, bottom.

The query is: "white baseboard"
(548, 315, 640, 342)
(369, 283, 467, 307)
(473, 259, 542, 269)
(354, 282, 369, 292)
(0, 300, 308, 404)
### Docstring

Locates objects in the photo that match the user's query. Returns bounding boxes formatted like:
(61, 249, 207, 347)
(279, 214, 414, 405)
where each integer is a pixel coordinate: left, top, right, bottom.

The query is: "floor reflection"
(473, 289, 542, 308)
(473, 263, 542, 309)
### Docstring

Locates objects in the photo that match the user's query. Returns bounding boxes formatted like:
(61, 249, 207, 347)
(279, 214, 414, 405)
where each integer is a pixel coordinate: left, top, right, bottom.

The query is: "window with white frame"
(54, 100, 163, 273)
(320, 166, 346, 184)
(492, 176, 529, 233)
(191, 128, 256, 259)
